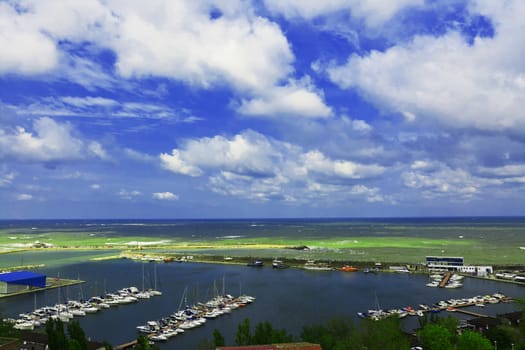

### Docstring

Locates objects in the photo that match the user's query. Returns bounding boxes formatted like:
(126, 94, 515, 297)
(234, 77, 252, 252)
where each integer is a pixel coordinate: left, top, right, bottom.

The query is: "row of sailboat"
(136, 283, 255, 343)
(358, 292, 508, 321)
(11, 263, 163, 331)
(11, 285, 162, 330)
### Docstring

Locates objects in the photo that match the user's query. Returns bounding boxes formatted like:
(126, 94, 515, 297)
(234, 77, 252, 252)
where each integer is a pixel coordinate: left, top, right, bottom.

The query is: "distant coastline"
(1, 217, 524, 268)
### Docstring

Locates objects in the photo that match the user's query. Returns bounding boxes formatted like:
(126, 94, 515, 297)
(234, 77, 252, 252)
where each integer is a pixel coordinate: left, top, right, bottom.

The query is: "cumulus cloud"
(302, 150, 385, 179)
(401, 161, 504, 200)
(238, 78, 332, 118)
(161, 130, 387, 203)
(264, 0, 423, 28)
(0, 0, 114, 75)
(0, 117, 107, 162)
(0, 1, 331, 119)
(152, 192, 179, 201)
(0, 2, 57, 74)
(327, 0, 525, 131)
(161, 131, 279, 178)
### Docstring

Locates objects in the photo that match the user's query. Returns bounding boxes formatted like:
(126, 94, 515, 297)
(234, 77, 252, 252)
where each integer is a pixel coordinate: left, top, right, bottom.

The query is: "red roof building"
(217, 343, 322, 350)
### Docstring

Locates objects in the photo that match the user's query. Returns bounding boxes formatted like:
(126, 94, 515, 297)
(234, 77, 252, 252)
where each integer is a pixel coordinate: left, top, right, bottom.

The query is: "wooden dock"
(115, 339, 138, 349)
(451, 308, 490, 318)
(438, 271, 452, 288)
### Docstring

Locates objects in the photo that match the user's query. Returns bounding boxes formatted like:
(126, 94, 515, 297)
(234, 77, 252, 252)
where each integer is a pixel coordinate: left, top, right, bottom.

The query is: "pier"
(359, 293, 512, 321)
(451, 308, 490, 318)
(115, 339, 138, 349)
(438, 271, 452, 288)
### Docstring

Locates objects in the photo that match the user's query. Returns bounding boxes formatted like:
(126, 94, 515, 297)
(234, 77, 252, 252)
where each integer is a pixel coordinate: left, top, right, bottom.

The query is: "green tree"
(0, 315, 20, 338)
(213, 329, 225, 347)
(235, 318, 252, 346)
(134, 334, 159, 350)
(301, 317, 363, 350)
(360, 316, 409, 350)
(301, 323, 335, 349)
(252, 321, 293, 344)
(67, 320, 88, 350)
(486, 324, 523, 350)
(419, 324, 453, 350)
(456, 330, 492, 350)
(46, 318, 69, 350)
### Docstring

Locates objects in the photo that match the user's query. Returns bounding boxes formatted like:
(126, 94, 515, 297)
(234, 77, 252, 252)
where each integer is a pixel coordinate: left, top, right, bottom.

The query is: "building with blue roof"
(0, 271, 46, 294)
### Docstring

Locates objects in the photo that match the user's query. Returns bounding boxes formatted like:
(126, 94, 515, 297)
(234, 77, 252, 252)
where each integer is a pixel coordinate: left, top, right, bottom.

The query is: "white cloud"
(7, 96, 182, 121)
(90, 184, 101, 190)
(0, 0, 114, 75)
(401, 161, 508, 200)
(160, 150, 203, 177)
(351, 119, 372, 133)
(118, 189, 141, 200)
(16, 193, 33, 201)
(0, 117, 107, 162)
(264, 0, 423, 27)
(328, 1, 525, 131)
(477, 164, 525, 178)
(0, 2, 57, 74)
(152, 192, 179, 201)
(238, 78, 332, 118)
(302, 150, 385, 179)
(0, 171, 16, 187)
(161, 131, 278, 177)
(61, 96, 118, 108)
(110, 1, 293, 93)
(88, 142, 109, 160)
(161, 131, 387, 204)
(0, 1, 331, 119)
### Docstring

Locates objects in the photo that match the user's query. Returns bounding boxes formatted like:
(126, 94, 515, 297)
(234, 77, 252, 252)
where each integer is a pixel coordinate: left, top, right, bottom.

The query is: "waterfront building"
(0, 271, 46, 294)
(458, 265, 493, 277)
(426, 256, 494, 276)
(426, 256, 464, 270)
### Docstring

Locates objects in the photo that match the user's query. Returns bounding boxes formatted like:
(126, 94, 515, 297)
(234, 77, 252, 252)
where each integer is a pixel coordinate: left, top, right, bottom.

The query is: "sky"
(1, 0, 524, 219)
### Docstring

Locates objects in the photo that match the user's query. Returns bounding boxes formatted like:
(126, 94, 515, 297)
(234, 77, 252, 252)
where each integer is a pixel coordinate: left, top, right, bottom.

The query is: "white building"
(458, 265, 493, 277)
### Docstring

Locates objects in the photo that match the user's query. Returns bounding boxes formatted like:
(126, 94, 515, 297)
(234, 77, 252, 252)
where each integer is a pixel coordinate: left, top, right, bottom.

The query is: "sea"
(0, 218, 524, 348)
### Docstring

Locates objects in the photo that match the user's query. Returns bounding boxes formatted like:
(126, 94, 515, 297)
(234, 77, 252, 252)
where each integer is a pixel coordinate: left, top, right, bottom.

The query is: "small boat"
(272, 259, 288, 269)
(247, 260, 264, 267)
(303, 260, 333, 271)
(340, 265, 358, 272)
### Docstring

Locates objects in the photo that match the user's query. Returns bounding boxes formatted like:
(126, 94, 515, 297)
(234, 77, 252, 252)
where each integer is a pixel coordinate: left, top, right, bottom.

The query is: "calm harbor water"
(1, 258, 524, 349)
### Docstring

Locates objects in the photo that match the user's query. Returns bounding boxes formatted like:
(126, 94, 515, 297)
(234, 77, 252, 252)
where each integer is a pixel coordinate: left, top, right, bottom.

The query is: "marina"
(0, 218, 524, 348)
(1, 258, 524, 349)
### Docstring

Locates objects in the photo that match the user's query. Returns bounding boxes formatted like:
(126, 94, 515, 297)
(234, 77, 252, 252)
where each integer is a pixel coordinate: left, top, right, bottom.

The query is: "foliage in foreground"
(204, 310, 525, 350)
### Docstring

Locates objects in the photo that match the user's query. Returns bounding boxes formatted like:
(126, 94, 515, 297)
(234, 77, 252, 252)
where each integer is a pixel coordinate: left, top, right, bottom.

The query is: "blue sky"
(1, 0, 524, 219)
